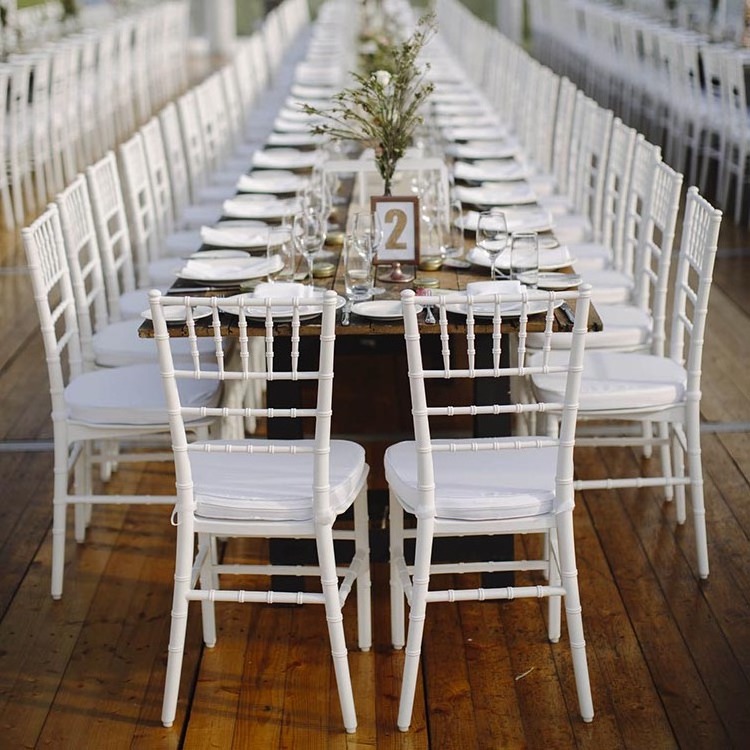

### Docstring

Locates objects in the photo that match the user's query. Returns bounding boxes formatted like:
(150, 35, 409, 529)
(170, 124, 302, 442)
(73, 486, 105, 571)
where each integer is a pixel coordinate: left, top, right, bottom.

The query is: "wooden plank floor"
(1, 201, 749, 748)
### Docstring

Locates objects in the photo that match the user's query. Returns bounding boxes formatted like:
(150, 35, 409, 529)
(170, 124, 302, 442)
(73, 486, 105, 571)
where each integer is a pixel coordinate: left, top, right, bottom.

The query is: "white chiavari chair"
(22, 204, 220, 600)
(386, 284, 594, 731)
(151, 289, 371, 733)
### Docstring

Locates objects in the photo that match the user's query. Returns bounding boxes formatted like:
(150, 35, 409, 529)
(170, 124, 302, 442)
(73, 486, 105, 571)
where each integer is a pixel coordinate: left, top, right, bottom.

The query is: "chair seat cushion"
(385, 438, 563, 520)
(567, 241, 612, 271)
(164, 229, 202, 257)
(552, 213, 593, 245)
(527, 304, 652, 351)
(531, 351, 686, 412)
(191, 439, 367, 521)
(147, 256, 184, 287)
(92, 320, 215, 367)
(119, 288, 163, 320)
(66, 363, 221, 425)
(582, 268, 633, 304)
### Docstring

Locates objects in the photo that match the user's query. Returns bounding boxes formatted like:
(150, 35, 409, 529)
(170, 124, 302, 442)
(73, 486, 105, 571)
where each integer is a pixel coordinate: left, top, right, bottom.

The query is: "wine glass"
(292, 207, 327, 286)
(342, 234, 373, 302)
(476, 209, 508, 280)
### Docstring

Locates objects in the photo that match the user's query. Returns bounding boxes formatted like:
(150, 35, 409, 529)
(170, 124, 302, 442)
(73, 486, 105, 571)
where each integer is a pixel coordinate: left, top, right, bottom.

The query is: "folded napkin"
(200, 225, 270, 248)
(222, 197, 299, 219)
(251, 148, 320, 170)
(178, 256, 280, 281)
(461, 208, 554, 234)
(454, 182, 537, 206)
(466, 280, 523, 297)
(453, 160, 529, 182)
(446, 140, 521, 160)
(253, 282, 317, 299)
(443, 125, 509, 142)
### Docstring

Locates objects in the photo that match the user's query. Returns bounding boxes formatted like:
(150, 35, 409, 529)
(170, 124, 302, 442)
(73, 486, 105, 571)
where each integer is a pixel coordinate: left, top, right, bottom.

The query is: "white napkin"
(466, 280, 522, 297)
(236, 172, 306, 194)
(222, 197, 298, 219)
(253, 282, 316, 299)
(453, 160, 529, 182)
(461, 208, 554, 234)
(200, 225, 269, 248)
(446, 140, 521, 160)
(454, 182, 537, 206)
(251, 149, 320, 169)
(178, 256, 280, 281)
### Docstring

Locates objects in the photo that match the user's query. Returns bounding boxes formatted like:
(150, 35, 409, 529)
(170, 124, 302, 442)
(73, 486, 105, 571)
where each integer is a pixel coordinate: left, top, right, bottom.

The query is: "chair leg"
(558, 512, 594, 723)
(315, 525, 357, 733)
(161, 523, 195, 727)
(547, 529, 561, 643)
(672, 428, 686, 522)
(389, 493, 406, 650)
(353, 486, 372, 651)
(397, 516, 434, 732)
(657, 422, 673, 502)
(198, 533, 218, 647)
(686, 407, 709, 579)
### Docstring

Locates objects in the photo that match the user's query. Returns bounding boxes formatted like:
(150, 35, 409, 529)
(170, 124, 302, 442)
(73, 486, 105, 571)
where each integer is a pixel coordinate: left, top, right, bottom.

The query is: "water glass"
(343, 235, 373, 301)
(510, 231, 539, 286)
(265, 227, 297, 283)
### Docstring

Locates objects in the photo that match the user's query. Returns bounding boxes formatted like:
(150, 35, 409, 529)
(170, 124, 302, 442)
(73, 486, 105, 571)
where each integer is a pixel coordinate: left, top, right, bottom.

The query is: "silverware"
(423, 301, 436, 325)
(559, 301, 576, 326)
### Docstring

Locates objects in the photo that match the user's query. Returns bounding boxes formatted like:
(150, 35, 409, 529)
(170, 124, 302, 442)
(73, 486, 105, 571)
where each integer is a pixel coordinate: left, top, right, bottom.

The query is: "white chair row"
(436, 0, 723, 574)
(526, 0, 750, 224)
(1, 1, 191, 229)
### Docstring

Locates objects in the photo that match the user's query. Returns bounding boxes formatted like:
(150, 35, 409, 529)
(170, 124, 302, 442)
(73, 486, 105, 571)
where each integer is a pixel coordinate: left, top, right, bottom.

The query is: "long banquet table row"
(17, 0, 726, 738)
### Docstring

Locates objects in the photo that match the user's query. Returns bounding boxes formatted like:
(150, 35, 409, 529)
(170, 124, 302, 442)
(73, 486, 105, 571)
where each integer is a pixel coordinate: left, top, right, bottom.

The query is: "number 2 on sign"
(384, 208, 408, 251)
(371, 195, 419, 264)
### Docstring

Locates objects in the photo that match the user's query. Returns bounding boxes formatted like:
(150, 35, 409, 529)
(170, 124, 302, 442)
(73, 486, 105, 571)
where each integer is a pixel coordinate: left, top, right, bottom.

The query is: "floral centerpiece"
(302, 12, 436, 196)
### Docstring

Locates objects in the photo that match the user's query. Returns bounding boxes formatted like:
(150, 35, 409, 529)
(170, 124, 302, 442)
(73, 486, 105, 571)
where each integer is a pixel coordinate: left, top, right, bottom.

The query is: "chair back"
(631, 159, 683, 357)
(599, 119, 637, 254)
(668, 187, 722, 390)
(118, 132, 160, 285)
(21, 205, 85, 407)
(158, 102, 192, 217)
(86, 151, 138, 315)
(140, 117, 175, 237)
(176, 90, 208, 196)
(56, 174, 112, 368)
(400, 285, 591, 519)
(149, 290, 342, 519)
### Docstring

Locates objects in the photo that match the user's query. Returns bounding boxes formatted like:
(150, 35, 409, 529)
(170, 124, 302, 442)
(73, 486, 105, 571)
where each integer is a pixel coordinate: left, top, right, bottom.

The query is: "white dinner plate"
(535, 272, 583, 290)
(445, 298, 564, 318)
(218, 292, 345, 320)
(466, 245, 574, 271)
(140, 305, 213, 322)
(351, 300, 423, 320)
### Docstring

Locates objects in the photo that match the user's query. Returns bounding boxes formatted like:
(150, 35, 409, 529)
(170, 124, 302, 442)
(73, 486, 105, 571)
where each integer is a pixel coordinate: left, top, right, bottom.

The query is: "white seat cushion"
(531, 351, 686, 412)
(119, 288, 159, 320)
(148, 256, 184, 286)
(527, 304, 652, 351)
(582, 268, 634, 304)
(568, 241, 612, 271)
(552, 213, 593, 245)
(385, 438, 562, 520)
(179, 203, 223, 229)
(191, 439, 367, 521)
(66, 363, 221, 425)
(92, 321, 216, 367)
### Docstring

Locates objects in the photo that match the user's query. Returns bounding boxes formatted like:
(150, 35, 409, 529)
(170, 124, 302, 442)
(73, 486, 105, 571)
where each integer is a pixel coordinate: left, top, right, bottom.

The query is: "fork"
(422, 299, 436, 324)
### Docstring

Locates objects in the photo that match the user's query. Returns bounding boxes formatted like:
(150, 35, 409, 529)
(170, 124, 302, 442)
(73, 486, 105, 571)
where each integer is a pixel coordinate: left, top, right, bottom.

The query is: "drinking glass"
(343, 234, 373, 302)
(265, 226, 297, 283)
(476, 209, 508, 280)
(292, 207, 327, 286)
(443, 198, 470, 268)
(509, 231, 539, 286)
(351, 210, 385, 295)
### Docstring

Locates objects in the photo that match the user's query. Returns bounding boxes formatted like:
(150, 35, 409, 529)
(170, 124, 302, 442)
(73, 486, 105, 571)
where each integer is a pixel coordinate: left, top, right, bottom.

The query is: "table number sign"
(371, 196, 420, 264)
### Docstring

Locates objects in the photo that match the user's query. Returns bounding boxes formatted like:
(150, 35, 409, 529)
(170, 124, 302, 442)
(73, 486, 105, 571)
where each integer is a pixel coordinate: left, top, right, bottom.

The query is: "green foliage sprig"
(302, 11, 436, 195)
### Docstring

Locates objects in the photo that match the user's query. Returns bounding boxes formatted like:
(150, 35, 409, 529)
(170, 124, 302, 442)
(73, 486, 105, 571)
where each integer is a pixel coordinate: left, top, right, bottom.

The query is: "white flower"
(373, 70, 391, 88)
